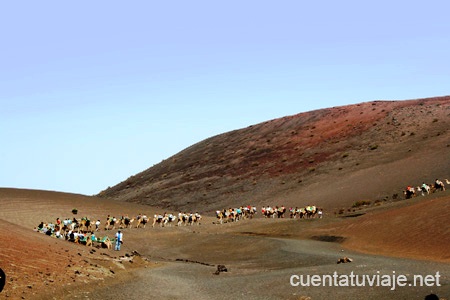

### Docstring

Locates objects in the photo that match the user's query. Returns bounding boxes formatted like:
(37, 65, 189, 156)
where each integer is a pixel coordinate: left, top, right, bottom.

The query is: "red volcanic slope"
(98, 96, 450, 213)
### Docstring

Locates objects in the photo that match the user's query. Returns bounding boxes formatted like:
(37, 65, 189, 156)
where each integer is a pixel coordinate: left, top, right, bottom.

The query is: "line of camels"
(404, 179, 447, 199)
(215, 205, 322, 224)
(215, 206, 257, 224)
(262, 205, 322, 219)
(104, 212, 202, 230)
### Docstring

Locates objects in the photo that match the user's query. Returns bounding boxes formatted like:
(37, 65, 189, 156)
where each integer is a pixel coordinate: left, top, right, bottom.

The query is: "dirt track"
(0, 188, 449, 299)
(72, 238, 449, 300)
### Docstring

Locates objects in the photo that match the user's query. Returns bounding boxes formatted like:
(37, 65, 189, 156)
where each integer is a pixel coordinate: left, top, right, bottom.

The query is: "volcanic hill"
(98, 96, 450, 213)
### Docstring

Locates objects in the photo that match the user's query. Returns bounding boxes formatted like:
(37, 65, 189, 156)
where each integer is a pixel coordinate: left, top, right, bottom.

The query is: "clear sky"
(1, 1, 449, 195)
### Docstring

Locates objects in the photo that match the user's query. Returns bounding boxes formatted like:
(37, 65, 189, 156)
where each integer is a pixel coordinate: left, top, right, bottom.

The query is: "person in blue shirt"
(115, 230, 123, 251)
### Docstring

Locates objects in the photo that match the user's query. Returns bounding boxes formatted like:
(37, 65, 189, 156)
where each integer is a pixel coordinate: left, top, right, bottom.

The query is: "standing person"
(95, 219, 101, 231)
(115, 230, 123, 251)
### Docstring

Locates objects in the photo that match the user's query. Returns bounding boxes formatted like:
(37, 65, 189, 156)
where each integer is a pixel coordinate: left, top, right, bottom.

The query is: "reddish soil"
(1, 188, 449, 299)
(1, 97, 449, 299)
(98, 97, 450, 214)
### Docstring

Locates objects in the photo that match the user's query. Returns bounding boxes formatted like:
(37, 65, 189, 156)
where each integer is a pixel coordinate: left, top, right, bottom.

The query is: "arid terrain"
(1, 97, 449, 299)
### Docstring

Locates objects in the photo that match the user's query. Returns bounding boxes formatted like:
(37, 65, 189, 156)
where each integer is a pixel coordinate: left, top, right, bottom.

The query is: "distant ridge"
(98, 96, 450, 212)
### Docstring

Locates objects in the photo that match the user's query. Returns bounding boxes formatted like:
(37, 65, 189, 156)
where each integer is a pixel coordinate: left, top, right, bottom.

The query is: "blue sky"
(1, 1, 449, 195)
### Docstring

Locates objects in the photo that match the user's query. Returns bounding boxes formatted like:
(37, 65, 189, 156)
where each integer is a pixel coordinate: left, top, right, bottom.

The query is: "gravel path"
(72, 238, 450, 300)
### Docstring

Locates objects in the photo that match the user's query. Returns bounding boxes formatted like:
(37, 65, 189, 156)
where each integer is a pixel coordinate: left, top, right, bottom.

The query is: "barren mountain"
(98, 96, 450, 213)
(1, 96, 450, 299)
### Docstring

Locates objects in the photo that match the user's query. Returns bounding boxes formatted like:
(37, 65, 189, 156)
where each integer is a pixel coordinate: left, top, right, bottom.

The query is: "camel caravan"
(152, 212, 202, 227)
(215, 206, 257, 224)
(403, 178, 447, 199)
(34, 213, 153, 251)
(214, 205, 323, 224)
(34, 217, 116, 249)
(260, 205, 323, 219)
(289, 205, 323, 219)
(105, 214, 150, 230)
(262, 205, 286, 218)
(34, 210, 203, 251)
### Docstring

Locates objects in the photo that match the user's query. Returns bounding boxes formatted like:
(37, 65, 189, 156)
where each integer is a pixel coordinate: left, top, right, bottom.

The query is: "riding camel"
(163, 214, 176, 227)
(418, 183, 431, 196)
(189, 213, 202, 225)
(290, 207, 306, 219)
(434, 179, 446, 192)
(177, 212, 187, 226)
(216, 211, 225, 224)
(305, 205, 317, 218)
(244, 206, 257, 219)
(227, 209, 238, 222)
(119, 217, 135, 229)
(136, 216, 149, 228)
(152, 214, 164, 227)
(79, 218, 92, 232)
(105, 217, 119, 230)
(404, 187, 416, 199)
(262, 207, 276, 218)
(276, 206, 286, 218)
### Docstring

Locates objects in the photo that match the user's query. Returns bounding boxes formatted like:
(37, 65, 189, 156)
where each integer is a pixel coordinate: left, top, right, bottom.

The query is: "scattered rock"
(214, 264, 228, 275)
(337, 257, 353, 264)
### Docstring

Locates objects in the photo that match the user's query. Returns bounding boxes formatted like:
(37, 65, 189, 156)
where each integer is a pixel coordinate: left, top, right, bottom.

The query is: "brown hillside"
(98, 96, 450, 213)
(1, 187, 449, 299)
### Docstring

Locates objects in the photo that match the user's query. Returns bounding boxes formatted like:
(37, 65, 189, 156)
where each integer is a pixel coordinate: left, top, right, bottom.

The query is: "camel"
(177, 212, 187, 226)
(190, 213, 202, 225)
(85, 233, 96, 247)
(152, 214, 164, 227)
(227, 209, 239, 222)
(68, 218, 78, 231)
(136, 216, 149, 228)
(305, 205, 317, 218)
(434, 179, 446, 192)
(276, 206, 286, 218)
(404, 187, 416, 199)
(119, 217, 135, 229)
(298, 208, 307, 219)
(234, 207, 244, 221)
(216, 211, 224, 224)
(79, 218, 92, 232)
(105, 217, 118, 230)
(289, 208, 297, 218)
(418, 183, 431, 196)
(95, 236, 112, 249)
(163, 214, 176, 227)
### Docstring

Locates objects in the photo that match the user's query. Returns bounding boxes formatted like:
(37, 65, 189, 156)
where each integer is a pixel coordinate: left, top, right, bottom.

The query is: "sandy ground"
(81, 238, 450, 300)
(0, 188, 449, 299)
